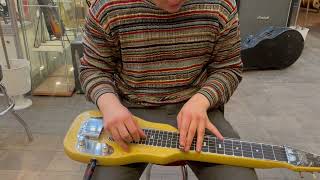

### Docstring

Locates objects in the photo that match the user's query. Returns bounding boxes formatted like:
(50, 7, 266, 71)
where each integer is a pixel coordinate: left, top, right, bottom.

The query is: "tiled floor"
(1, 28, 320, 180)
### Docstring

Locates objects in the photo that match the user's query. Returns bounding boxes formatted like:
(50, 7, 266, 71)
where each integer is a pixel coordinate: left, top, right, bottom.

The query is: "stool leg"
(181, 165, 188, 180)
(145, 164, 153, 180)
(10, 110, 33, 142)
(0, 84, 10, 105)
(1, 83, 33, 142)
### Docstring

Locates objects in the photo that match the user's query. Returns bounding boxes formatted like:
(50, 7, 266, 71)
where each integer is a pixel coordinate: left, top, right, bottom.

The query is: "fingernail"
(179, 144, 185, 151)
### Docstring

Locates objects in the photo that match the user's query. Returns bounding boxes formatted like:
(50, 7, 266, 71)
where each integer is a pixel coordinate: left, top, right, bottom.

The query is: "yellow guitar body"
(64, 111, 320, 173)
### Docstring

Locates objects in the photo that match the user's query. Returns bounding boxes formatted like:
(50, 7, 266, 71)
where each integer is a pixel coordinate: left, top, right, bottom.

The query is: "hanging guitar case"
(241, 26, 304, 70)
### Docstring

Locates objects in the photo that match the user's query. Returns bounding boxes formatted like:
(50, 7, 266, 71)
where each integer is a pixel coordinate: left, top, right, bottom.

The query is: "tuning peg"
(299, 172, 304, 179)
(312, 173, 317, 179)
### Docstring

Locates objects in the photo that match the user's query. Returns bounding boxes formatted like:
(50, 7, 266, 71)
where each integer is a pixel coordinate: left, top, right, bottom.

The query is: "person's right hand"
(97, 93, 145, 152)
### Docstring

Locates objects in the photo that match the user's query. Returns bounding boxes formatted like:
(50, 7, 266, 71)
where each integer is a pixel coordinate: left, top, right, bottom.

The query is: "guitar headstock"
(285, 145, 320, 179)
(285, 146, 320, 169)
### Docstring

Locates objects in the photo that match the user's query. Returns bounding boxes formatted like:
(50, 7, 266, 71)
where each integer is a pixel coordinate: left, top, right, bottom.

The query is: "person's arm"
(79, 8, 118, 105)
(197, 11, 242, 109)
(80, 8, 145, 151)
(178, 8, 242, 152)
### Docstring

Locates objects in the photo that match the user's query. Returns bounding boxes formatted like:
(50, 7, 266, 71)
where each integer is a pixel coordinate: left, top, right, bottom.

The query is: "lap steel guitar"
(64, 111, 320, 177)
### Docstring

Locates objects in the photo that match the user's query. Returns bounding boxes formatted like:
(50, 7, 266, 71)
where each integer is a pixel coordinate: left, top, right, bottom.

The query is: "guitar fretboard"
(131, 129, 288, 162)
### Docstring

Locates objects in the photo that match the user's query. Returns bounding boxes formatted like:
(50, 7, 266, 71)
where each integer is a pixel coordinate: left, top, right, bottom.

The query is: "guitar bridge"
(78, 118, 104, 140)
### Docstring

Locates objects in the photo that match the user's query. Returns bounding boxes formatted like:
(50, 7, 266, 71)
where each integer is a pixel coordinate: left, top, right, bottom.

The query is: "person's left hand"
(177, 93, 224, 152)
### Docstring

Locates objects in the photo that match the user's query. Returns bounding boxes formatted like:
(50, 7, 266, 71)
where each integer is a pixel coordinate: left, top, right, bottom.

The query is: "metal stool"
(0, 65, 33, 142)
(145, 161, 189, 180)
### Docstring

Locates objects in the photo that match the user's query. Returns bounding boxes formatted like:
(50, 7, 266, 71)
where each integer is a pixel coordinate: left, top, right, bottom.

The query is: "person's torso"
(91, 0, 234, 105)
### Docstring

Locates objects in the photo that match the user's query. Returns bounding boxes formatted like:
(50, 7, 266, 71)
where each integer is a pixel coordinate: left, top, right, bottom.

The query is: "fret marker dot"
(218, 144, 222, 148)
(256, 150, 259, 152)
(236, 147, 239, 150)
(203, 142, 207, 146)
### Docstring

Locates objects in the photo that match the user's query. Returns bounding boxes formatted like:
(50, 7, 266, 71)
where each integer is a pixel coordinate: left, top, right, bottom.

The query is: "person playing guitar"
(79, 0, 257, 179)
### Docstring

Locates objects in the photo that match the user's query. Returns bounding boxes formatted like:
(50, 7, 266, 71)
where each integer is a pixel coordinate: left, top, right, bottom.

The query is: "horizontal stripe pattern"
(80, 0, 242, 107)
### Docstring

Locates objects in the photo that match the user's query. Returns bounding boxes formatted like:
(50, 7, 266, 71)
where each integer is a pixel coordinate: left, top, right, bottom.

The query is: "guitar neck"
(135, 129, 287, 161)
(130, 128, 320, 169)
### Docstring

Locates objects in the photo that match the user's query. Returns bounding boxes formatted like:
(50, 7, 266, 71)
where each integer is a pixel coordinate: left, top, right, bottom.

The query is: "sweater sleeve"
(197, 10, 243, 109)
(79, 8, 119, 105)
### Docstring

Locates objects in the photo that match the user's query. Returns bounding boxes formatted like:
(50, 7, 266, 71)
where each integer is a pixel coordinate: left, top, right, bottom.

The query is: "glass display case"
(16, 0, 88, 96)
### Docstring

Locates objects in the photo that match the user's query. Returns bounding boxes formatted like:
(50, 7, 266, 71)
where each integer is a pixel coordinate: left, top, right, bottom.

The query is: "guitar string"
(136, 138, 286, 161)
(136, 129, 288, 161)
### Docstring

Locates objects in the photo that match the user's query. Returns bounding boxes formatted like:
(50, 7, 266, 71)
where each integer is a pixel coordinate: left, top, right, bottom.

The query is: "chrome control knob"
(102, 143, 114, 155)
(78, 136, 86, 146)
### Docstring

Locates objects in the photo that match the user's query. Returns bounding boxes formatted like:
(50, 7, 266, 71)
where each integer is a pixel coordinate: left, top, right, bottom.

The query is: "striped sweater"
(80, 0, 242, 108)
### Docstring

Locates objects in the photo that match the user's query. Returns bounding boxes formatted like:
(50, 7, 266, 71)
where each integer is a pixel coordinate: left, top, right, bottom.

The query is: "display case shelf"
(32, 40, 70, 53)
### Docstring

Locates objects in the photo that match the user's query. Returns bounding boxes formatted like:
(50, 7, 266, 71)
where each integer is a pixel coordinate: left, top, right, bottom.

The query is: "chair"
(145, 161, 189, 180)
(0, 65, 33, 142)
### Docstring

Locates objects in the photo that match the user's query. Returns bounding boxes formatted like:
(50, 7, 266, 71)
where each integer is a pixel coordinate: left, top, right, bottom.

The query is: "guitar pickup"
(79, 118, 104, 140)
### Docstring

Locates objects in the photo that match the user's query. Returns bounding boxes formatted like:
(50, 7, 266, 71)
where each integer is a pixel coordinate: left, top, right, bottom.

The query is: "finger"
(207, 120, 224, 140)
(132, 118, 146, 138)
(196, 121, 206, 152)
(111, 127, 129, 152)
(184, 120, 197, 152)
(179, 114, 191, 148)
(124, 118, 140, 142)
(177, 113, 182, 131)
(138, 128, 146, 139)
(103, 118, 111, 132)
(118, 123, 134, 143)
